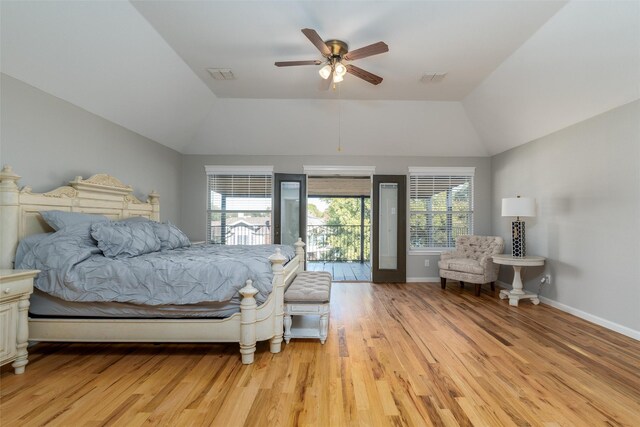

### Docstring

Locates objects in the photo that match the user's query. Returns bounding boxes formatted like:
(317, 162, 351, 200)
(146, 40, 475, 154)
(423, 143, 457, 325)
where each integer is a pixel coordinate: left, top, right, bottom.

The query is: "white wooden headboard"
(0, 165, 160, 269)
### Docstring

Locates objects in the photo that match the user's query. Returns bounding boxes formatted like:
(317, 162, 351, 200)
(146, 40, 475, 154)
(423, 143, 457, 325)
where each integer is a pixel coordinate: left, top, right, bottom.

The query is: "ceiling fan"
(275, 28, 388, 87)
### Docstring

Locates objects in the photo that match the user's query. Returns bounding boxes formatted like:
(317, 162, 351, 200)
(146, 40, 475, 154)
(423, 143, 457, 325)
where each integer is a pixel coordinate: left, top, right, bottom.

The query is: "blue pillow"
(91, 221, 161, 258)
(15, 232, 53, 267)
(118, 216, 151, 223)
(152, 221, 191, 250)
(41, 210, 109, 231)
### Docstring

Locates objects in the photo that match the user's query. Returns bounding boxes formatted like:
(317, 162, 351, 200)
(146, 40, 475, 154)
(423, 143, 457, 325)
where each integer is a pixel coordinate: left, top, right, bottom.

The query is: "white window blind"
(206, 167, 273, 245)
(409, 168, 474, 250)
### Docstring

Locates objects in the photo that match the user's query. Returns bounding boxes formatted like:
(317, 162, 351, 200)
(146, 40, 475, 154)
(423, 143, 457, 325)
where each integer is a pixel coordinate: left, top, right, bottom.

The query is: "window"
(205, 166, 273, 245)
(408, 167, 474, 251)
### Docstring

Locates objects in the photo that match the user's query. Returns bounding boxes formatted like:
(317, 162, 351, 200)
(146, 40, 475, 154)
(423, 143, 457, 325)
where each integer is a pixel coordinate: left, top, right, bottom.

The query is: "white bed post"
(294, 238, 306, 273)
(12, 296, 30, 374)
(268, 248, 286, 354)
(148, 191, 160, 221)
(282, 239, 305, 346)
(239, 280, 258, 364)
(0, 166, 21, 269)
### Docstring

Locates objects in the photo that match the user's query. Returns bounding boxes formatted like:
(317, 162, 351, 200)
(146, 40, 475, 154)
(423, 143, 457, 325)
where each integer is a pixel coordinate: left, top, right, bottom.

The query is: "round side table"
(493, 254, 545, 307)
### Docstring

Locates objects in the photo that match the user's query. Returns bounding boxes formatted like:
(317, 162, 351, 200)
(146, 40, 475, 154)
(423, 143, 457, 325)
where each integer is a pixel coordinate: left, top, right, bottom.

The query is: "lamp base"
(512, 220, 526, 257)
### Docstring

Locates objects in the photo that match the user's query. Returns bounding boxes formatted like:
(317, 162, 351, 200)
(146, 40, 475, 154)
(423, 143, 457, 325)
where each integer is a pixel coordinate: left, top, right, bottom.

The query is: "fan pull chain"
(337, 83, 342, 152)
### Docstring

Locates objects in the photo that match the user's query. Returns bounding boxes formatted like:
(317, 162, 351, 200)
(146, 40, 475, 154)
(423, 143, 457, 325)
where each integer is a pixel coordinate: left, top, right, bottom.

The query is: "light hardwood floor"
(2, 282, 639, 426)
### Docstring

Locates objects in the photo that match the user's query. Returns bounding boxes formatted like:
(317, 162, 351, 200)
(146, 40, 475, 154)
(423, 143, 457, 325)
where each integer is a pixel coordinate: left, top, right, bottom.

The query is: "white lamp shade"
(502, 197, 536, 217)
(319, 64, 332, 80)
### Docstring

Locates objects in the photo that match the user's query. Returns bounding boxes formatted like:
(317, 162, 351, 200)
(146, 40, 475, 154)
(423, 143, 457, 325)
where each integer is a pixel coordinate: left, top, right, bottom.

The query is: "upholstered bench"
(284, 271, 332, 344)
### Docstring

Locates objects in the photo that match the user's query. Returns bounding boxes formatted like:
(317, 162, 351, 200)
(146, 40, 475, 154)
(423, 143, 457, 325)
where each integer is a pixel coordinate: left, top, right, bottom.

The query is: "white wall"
(186, 99, 486, 157)
(491, 100, 640, 335)
(180, 154, 492, 279)
(1, 1, 215, 152)
(0, 74, 182, 223)
(463, 0, 640, 155)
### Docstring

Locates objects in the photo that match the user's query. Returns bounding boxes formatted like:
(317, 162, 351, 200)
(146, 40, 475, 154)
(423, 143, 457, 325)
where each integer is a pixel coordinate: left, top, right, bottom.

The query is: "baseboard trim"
(406, 277, 440, 283)
(497, 281, 639, 341)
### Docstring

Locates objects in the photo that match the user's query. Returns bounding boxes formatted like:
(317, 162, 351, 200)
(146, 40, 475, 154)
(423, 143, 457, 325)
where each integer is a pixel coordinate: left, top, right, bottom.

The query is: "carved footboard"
(238, 238, 305, 364)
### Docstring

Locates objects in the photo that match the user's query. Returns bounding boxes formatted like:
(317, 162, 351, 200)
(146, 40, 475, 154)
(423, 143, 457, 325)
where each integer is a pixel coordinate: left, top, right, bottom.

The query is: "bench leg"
(320, 313, 329, 344)
(320, 313, 328, 344)
(284, 312, 292, 344)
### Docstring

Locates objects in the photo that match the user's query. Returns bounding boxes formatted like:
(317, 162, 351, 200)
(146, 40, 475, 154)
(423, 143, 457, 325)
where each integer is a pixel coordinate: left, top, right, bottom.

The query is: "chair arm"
(440, 250, 460, 261)
(480, 256, 500, 281)
(481, 255, 501, 267)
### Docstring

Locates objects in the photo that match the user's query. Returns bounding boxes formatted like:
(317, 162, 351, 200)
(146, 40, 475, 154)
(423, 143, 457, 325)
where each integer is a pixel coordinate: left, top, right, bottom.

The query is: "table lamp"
(502, 196, 536, 257)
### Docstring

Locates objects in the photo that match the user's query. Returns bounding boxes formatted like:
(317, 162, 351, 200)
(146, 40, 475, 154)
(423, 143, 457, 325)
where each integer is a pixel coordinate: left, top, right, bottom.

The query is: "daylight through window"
(206, 167, 273, 245)
(409, 167, 474, 250)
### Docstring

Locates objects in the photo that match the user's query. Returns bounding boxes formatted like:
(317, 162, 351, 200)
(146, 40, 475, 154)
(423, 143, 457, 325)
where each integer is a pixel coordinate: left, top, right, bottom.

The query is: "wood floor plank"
(2, 282, 639, 426)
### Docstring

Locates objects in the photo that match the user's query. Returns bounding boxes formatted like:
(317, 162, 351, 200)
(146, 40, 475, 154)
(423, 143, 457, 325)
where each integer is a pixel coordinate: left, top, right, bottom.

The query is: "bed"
(0, 165, 305, 364)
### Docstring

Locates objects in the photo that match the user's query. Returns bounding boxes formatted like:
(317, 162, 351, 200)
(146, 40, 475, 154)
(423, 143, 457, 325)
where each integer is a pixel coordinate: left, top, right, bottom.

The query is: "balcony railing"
(307, 224, 370, 262)
(208, 223, 371, 263)
(209, 225, 272, 245)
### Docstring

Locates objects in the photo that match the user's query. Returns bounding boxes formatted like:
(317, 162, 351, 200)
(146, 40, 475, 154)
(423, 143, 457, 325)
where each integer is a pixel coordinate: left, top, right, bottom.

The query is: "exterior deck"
(307, 261, 371, 281)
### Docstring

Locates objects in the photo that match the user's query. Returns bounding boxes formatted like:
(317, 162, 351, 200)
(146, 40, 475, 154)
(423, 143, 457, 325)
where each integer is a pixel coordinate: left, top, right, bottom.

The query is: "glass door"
(372, 175, 406, 283)
(273, 174, 307, 246)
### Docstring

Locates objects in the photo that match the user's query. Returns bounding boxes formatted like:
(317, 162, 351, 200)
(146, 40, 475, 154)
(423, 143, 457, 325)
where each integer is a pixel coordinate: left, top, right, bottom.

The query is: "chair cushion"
(454, 235, 504, 261)
(285, 271, 332, 303)
(438, 258, 484, 275)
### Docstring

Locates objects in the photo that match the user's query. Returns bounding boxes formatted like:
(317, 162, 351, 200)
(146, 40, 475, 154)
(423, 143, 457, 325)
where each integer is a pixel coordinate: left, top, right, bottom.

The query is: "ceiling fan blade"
(343, 41, 389, 61)
(318, 76, 332, 91)
(301, 28, 331, 57)
(275, 60, 323, 67)
(346, 64, 383, 85)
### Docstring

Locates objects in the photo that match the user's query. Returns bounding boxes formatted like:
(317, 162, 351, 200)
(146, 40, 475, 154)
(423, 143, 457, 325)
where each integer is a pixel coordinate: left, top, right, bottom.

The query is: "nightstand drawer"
(0, 277, 34, 301)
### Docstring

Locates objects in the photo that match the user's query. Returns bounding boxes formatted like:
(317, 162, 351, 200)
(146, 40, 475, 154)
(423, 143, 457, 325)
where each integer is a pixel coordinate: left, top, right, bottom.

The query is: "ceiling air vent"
(207, 68, 236, 80)
(420, 72, 447, 83)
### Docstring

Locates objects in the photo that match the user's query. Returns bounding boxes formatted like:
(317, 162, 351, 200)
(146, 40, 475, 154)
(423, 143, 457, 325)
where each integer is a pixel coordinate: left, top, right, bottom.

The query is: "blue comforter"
(16, 231, 294, 306)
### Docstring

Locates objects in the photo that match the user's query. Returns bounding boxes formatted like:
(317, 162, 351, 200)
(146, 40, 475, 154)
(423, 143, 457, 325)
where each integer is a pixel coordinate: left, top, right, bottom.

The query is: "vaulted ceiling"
(1, 1, 638, 157)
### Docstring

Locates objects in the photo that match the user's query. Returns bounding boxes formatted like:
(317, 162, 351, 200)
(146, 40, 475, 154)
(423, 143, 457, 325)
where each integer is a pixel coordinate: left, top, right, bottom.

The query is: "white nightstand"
(0, 269, 38, 374)
(493, 255, 545, 307)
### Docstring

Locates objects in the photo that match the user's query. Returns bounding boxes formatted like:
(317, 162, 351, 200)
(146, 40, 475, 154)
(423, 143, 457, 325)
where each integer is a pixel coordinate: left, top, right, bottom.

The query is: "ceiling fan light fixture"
(319, 64, 332, 79)
(334, 62, 347, 77)
(276, 29, 388, 87)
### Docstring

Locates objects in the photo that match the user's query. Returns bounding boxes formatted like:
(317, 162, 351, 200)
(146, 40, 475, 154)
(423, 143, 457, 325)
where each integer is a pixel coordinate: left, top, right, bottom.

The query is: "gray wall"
(0, 74, 182, 223)
(180, 154, 492, 279)
(491, 100, 640, 332)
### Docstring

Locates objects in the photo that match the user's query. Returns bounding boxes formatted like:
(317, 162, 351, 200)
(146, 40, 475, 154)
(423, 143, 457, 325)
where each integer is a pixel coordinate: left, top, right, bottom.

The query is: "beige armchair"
(439, 235, 504, 296)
